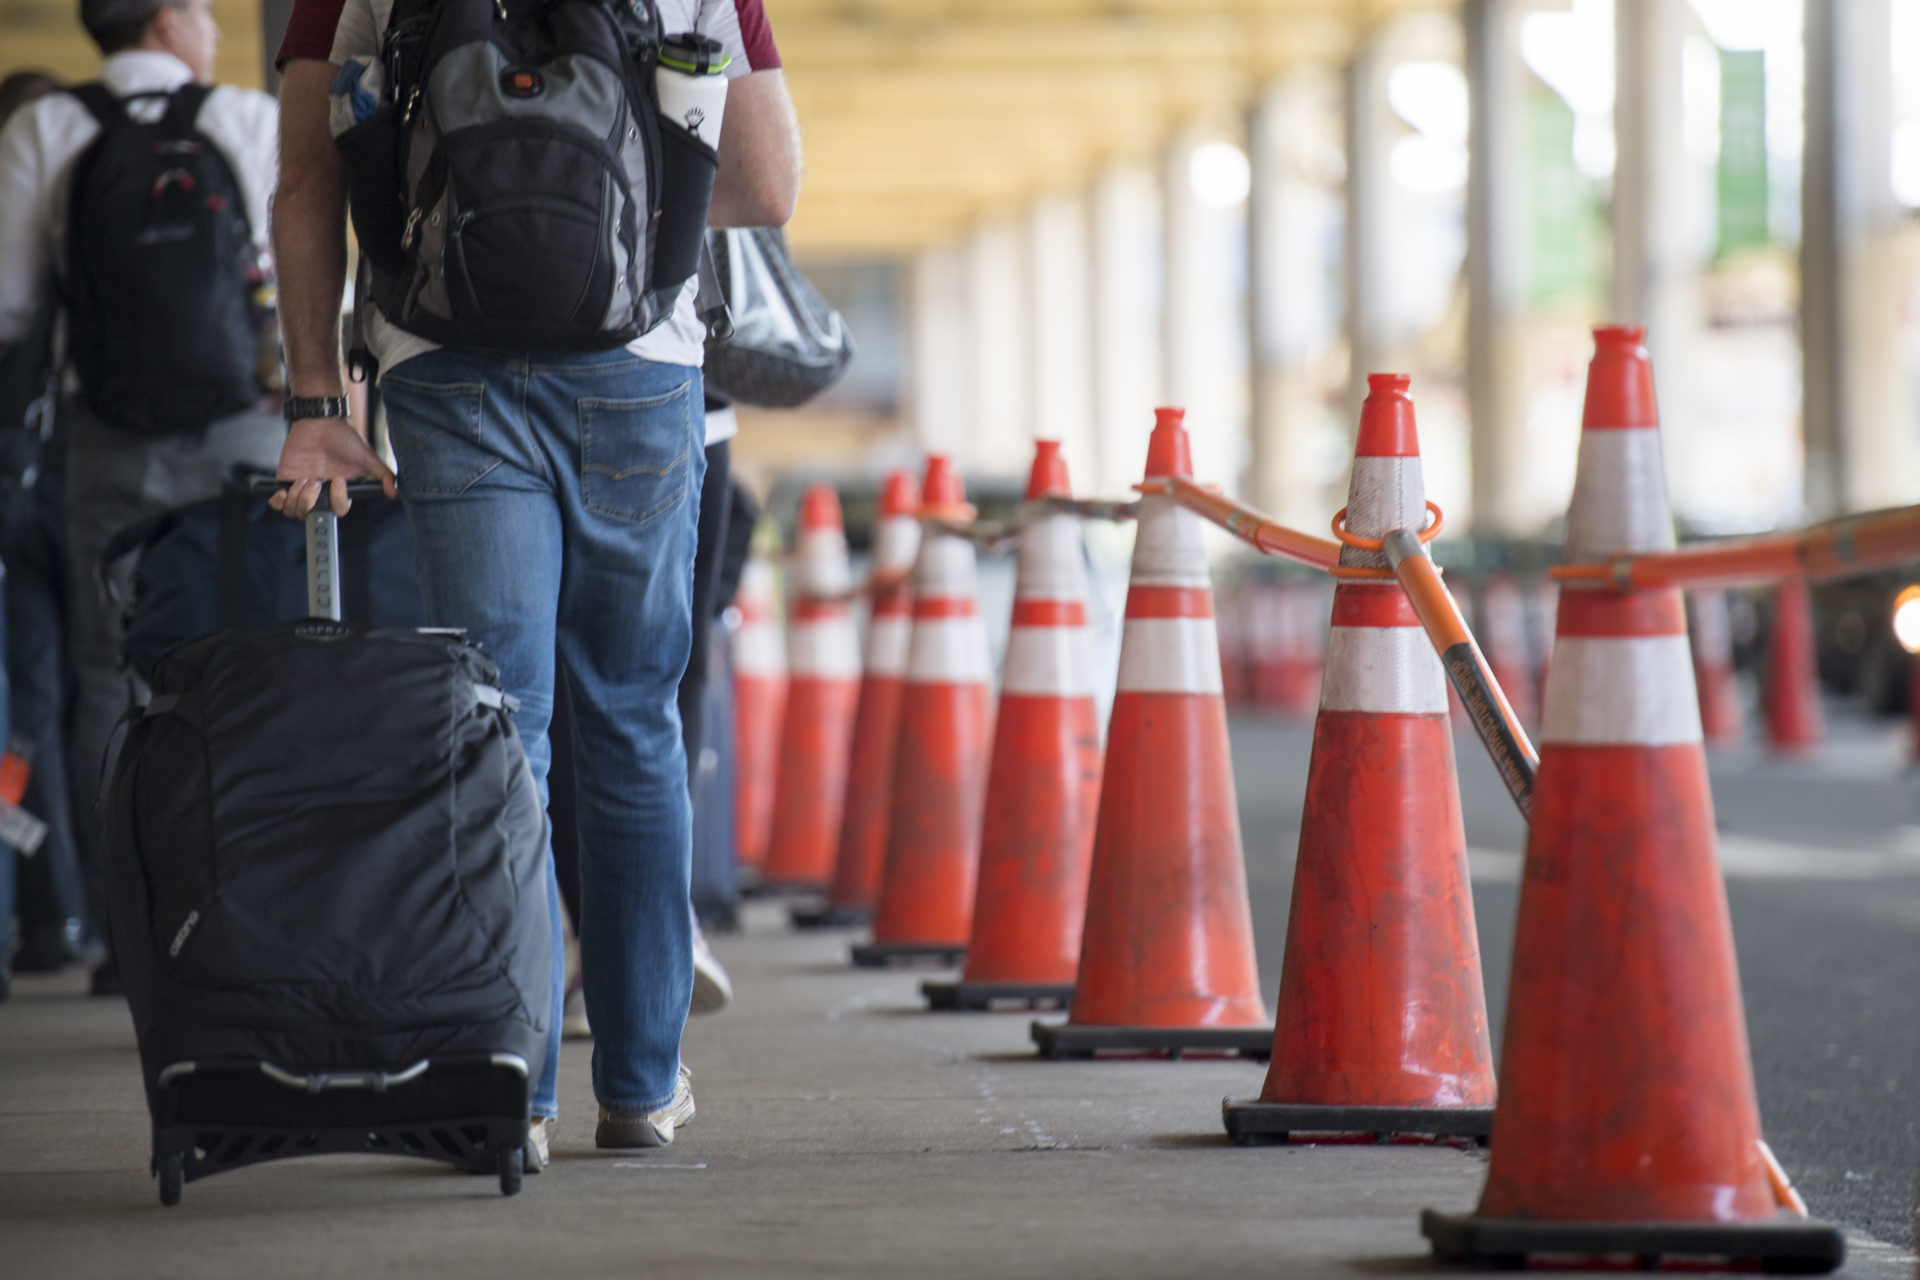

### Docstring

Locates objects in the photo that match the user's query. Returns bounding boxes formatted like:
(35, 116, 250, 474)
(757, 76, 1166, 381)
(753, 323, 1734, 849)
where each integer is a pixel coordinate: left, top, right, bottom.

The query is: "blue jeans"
(382, 348, 702, 1118)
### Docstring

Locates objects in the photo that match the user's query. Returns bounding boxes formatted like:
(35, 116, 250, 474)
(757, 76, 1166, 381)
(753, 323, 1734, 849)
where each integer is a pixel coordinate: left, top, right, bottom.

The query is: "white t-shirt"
(328, 0, 756, 376)
(0, 51, 278, 346)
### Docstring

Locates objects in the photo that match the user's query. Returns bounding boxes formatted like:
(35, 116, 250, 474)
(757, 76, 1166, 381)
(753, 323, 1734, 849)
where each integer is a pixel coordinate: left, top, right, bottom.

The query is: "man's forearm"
(274, 60, 352, 400)
(709, 69, 801, 228)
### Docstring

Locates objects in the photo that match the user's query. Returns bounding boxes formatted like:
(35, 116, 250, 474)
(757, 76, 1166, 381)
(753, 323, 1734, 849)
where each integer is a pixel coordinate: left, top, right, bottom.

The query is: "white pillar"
(1803, 0, 1901, 515)
(1088, 165, 1164, 497)
(1025, 193, 1098, 488)
(965, 216, 1032, 477)
(1248, 72, 1345, 526)
(1345, 39, 1395, 414)
(909, 244, 971, 462)
(1465, 0, 1533, 536)
(1162, 126, 1250, 494)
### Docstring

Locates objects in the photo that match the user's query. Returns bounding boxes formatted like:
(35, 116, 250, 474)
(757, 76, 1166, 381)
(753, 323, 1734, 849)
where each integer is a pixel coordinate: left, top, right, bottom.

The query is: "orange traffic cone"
(924, 442, 1102, 1011)
(1481, 574, 1536, 728)
(793, 470, 921, 929)
(1280, 582, 1327, 717)
(1423, 326, 1843, 1272)
(1215, 577, 1253, 706)
(1690, 590, 1747, 747)
(731, 551, 786, 880)
(760, 486, 862, 894)
(853, 457, 993, 968)
(1031, 408, 1270, 1059)
(1764, 578, 1823, 755)
(1226, 373, 1495, 1142)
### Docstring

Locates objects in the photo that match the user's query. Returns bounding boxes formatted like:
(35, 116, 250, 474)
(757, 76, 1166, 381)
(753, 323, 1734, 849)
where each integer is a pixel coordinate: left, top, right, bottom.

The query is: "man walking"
(0, 0, 283, 995)
(270, 0, 798, 1167)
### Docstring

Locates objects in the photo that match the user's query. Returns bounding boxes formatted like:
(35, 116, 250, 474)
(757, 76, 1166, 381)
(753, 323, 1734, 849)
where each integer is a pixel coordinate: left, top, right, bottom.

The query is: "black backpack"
(340, 0, 718, 355)
(63, 84, 267, 435)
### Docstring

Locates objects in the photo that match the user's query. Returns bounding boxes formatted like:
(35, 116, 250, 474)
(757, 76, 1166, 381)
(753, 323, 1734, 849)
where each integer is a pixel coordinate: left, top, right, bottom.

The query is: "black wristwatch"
(283, 394, 351, 423)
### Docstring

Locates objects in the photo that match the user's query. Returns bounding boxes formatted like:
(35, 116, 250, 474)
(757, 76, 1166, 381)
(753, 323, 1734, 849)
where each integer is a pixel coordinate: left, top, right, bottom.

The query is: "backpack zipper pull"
(401, 207, 423, 250)
(494, 0, 507, 18)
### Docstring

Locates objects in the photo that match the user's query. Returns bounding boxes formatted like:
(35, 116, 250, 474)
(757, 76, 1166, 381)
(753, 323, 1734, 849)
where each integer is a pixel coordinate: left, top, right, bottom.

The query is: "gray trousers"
(64, 403, 285, 938)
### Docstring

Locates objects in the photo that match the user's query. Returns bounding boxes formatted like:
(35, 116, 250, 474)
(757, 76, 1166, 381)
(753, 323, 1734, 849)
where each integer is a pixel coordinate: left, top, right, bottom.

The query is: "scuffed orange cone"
(1764, 579, 1823, 755)
(1279, 582, 1327, 717)
(1226, 373, 1494, 1143)
(1031, 408, 1270, 1060)
(1422, 327, 1844, 1273)
(853, 457, 993, 968)
(924, 442, 1101, 1011)
(793, 471, 921, 929)
(1690, 590, 1746, 747)
(731, 551, 786, 880)
(1481, 574, 1537, 728)
(761, 486, 862, 894)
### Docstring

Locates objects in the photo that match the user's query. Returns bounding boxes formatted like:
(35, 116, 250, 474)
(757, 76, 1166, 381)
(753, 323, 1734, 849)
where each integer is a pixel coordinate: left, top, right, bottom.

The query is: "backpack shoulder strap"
(68, 83, 123, 129)
(160, 82, 214, 134)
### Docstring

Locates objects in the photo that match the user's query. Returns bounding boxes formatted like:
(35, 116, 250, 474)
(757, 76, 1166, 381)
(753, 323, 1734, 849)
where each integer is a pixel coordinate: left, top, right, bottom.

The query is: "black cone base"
(849, 942, 965, 969)
(921, 980, 1073, 1011)
(1030, 1021, 1272, 1061)
(789, 903, 871, 930)
(1419, 1209, 1845, 1274)
(1223, 1099, 1492, 1145)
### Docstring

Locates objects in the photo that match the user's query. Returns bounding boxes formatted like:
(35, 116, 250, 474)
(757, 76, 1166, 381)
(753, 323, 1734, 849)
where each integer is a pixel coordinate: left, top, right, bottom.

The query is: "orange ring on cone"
(1331, 501, 1444, 552)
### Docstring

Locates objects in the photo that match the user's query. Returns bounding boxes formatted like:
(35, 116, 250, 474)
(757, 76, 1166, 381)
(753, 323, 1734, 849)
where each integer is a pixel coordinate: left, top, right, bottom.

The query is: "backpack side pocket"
(337, 104, 407, 275)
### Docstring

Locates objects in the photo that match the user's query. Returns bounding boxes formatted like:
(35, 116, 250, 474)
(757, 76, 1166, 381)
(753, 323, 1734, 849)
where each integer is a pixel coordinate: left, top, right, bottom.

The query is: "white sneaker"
(562, 983, 592, 1040)
(526, 1116, 552, 1172)
(691, 924, 733, 1016)
(595, 1064, 695, 1149)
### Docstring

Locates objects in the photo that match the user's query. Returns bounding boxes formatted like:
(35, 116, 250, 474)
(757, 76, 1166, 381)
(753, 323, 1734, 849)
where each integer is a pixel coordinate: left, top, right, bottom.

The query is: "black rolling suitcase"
(104, 488, 551, 1205)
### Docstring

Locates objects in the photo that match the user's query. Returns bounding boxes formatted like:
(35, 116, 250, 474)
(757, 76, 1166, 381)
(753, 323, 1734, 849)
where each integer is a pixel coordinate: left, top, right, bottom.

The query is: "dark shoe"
(88, 957, 121, 997)
(0, 970, 11, 1002)
(11, 921, 98, 974)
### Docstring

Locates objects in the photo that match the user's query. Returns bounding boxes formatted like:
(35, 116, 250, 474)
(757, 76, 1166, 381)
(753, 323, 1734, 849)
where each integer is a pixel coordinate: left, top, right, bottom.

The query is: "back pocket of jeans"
(384, 379, 497, 497)
(579, 382, 693, 526)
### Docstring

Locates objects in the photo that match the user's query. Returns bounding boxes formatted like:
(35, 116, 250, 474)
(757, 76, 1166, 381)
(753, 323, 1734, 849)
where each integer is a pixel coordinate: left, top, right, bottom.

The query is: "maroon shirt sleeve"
(276, 0, 349, 69)
(732, 0, 780, 71)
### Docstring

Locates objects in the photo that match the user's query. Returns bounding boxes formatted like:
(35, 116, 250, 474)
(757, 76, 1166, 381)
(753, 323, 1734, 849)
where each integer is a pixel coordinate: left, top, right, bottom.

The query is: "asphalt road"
(1227, 702, 1920, 1254)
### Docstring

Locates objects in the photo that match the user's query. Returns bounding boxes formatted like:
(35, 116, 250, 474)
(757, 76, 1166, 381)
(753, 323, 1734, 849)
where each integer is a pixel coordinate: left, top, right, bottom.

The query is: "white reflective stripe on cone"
(1318, 626, 1449, 716)
(794, 530, 854, 597)
(915, 536, 981, 598)
(1015, 516, 1089, 601)
(1540, 635, 1703, 746)
(865, 615, 912, 678)
(1343, 456, 1429, 536)
(906, 616, 993, 685)
(1565, 429, 1677, 561)
(1115, 617, 1225, 695)
(1002, 625, 1097, 697)
(1129, 500, 1210, 589)
(874, 515, 922, 575)
(735, 624, 785, 677)
(788, 617, 861, 679)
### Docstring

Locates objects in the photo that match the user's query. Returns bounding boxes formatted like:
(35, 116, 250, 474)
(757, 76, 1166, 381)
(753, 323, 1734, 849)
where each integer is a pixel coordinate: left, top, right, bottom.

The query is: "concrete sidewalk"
(2, 901, 1911, 1279)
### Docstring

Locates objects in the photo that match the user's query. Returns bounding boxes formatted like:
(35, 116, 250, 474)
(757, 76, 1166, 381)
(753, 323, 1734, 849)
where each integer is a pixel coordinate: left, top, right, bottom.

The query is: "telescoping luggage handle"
(251, 479, 392, 621)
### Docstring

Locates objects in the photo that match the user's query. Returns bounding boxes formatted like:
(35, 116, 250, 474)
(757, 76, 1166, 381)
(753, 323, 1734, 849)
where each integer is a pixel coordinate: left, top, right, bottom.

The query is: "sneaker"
(562, 983, 592, 1040)
(595, 1064, 695, 1149)
(690, 926, 732, 1016)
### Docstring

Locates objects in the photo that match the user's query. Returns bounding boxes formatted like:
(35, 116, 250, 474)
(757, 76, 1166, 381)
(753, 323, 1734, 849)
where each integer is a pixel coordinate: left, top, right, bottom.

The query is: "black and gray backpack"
(340, 0, 716, 356)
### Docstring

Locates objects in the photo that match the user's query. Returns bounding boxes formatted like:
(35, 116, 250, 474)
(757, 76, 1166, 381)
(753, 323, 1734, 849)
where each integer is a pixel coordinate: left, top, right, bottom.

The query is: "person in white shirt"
(0, 0, 284, 996)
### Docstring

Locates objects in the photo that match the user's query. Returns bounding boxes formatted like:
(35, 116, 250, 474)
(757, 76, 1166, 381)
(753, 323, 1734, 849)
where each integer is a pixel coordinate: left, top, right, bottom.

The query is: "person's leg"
(380, 352, 565, 1122)
(678, 439, 731, 776)
(532, 352, 702, 1118)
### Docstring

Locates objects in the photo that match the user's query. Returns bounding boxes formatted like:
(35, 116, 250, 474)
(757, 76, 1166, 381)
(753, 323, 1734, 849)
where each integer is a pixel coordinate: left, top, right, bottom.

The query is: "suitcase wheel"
(498, 1145, 523, 1197)
(158, 1154, 183, 1207)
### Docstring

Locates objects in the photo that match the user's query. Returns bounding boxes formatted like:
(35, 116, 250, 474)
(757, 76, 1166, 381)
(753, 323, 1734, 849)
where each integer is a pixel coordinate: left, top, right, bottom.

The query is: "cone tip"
(1025, 439, 1072, 499)
(1142, 406, 1193, 480)
(1354, 373, 1420, 458)
(798, 483, 843, 532)
(878, 469, 919, 518)
(920, 454, 969, 514)
(1583, 325, 1660, 429)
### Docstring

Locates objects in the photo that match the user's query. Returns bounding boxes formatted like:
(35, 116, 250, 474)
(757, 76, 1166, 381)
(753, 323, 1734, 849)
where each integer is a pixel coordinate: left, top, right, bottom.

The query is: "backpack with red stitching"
(63, 83, 269, 436)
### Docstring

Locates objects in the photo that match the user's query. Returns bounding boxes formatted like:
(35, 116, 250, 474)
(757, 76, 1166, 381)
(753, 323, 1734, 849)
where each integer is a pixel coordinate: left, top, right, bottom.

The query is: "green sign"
(1717, 49, 1769, 256)
(1525, 84, 1603, 307)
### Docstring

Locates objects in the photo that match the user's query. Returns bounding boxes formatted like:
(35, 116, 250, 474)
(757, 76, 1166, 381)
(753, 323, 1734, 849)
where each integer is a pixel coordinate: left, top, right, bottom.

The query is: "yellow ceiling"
(0, 0, 1448, 256)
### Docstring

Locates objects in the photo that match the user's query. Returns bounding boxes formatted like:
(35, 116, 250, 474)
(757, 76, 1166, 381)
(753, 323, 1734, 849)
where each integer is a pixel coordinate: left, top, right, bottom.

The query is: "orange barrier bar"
(1384, 529, 1538, 818)
(1149, 477, 1344, 573)
(1551, 503, 1920, 591)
